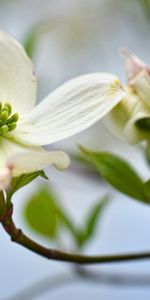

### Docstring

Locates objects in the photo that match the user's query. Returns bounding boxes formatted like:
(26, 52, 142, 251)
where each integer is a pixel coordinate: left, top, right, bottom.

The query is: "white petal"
(130, 70, 150, 107)
(104, 94, 129, 139)
(123, 109, 150, 144)
(105, 86, 150, 143)
(122, 89, 150, 144)
(0, 138, 70, 177)
(8, 150, 70, 176)
(0, 167, 12, 191)
(0, 31, 37, 115)
(123, 117, 150, 144)
(12, 73, 125, 146)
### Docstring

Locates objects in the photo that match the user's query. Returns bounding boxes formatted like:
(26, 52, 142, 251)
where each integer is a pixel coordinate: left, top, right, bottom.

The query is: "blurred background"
(1, 0, 150, 299)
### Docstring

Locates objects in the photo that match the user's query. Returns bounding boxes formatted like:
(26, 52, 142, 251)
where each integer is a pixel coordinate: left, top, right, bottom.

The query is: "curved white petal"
(124, 114, 150, 144)
(122, 90, 150, 144)
(104, 95, 129, 139)
(105, 86, 150, 143)
(12, 73, 125, 146)
(130, 71, 150, 108)
(8, 150, 70, 176)
(0, 31, 37, 115)
(0, 138, 70, 177)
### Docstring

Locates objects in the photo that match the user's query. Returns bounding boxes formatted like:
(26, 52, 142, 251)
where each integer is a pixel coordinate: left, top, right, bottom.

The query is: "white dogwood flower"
(0, 31, 125, 189)
(105, 48, 150, 144)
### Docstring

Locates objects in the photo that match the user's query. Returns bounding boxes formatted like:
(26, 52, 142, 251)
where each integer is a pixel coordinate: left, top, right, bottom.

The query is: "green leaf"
(72, 153, 97, 172)
(39, 170, 49, 180)
(24, 185, 79, 241)
(54, 199, 109, 248)
(80, 146, 145, 201)
(0, 192, 6, 217)
(142, 180, 150, 202)
(8, 170, 48, 197)
(24, 185, 109, 246)
(24, 186, 57, 239)
(139, 0, 150, 18)
(78, 197, 109, 247)
(54, 204, 78, 240)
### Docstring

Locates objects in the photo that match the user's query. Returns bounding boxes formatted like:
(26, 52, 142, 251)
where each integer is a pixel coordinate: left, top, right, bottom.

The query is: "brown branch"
(1, 203, 150, 264)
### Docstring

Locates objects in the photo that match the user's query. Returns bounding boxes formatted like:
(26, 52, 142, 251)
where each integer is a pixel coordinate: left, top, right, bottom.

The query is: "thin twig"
(1, 203, 150, 264)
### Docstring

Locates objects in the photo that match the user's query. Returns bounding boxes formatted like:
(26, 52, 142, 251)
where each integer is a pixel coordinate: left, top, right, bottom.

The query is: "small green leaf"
(8, 170, 48, 197)
(142, 180, 150, 202)
(139, 0, 150, 18)
(80, 146, 144, 201)
(78, 197, 109, 247)
(0, 192, 6, 217)
(54, 205, 78, 239)
(24, 186, 109, 246)
(24, 185, 80, 242)
(72, 153, 97, 172)
(39, 170, 48, 180)
(24, 186, 57, 239)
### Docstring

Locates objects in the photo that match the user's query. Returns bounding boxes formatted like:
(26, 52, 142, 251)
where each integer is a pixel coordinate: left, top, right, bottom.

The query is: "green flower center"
(0, 102, 19, 135)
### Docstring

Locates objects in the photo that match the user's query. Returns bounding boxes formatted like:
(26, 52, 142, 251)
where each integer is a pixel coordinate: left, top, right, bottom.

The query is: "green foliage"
(24, 185, 77, 240)
(142, 180, 150, 202)
(7, 170, 48, 199)
(24, 187, 57, 239)
(24, 185, 108, 247)
(139, 0, 150, 18)
(76, 196, 109, 247)
(80, 146, 144, 201)
(53, 204, 78, 241)
(0, 192, 6, 217)
(79, 146, 150, 204)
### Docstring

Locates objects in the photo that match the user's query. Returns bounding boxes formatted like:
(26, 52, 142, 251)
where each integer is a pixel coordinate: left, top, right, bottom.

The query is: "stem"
(1, 204, 150, 264)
